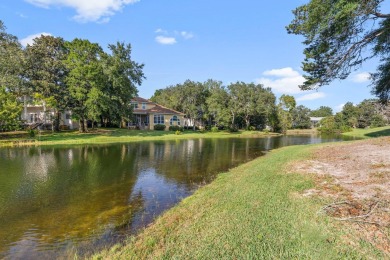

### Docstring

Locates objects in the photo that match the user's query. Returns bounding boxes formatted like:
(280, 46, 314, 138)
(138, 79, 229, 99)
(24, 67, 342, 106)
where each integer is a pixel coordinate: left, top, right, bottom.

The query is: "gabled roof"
(131, 97, 155, 104)
(132, 97, 184, 115)
(148, 104, 184, 115)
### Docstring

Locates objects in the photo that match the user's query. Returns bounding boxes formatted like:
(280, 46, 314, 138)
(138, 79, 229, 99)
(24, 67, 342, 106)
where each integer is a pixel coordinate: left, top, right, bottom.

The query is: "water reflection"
(0, 135, 354, 258)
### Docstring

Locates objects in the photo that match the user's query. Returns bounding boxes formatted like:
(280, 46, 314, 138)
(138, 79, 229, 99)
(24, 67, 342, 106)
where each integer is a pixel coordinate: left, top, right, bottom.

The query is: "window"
(65, 114, 71, 120)
(170, 115, 180, 126)
(131, 102, 138, 109)
(141, 102, 147, 109)
(154, 114, 164, 124)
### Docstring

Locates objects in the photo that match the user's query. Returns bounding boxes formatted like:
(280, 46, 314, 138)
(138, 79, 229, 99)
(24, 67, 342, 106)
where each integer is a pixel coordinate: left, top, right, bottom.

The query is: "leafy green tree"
(287, 1, 390, 100)
(310, 106, 333, 117)
(205, 79, 230, 126)
(292, 105, 312, 129)
(227, 82, 275, 129)
(101, 42, 144, 126)
(0, 86, 23, 131)
(181, 80, 208, 130)
(0, 20, 27, 96)
(277, 95, 296, 133)
(64, 39, 105, 132)
(25, 35, 69, 131)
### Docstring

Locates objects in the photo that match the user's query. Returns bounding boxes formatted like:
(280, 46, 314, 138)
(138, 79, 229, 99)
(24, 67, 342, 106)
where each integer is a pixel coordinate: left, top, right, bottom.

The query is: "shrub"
(154, 124, 166, 131)
(175, 130, 182, 135)
(248, 126, 256, 131)
(211, 126, 219, 132)
(228, 126, 238, 132)
(27, 129, 36, 138)
(370, 114, 386, 128)
(169, 125, 183, 131)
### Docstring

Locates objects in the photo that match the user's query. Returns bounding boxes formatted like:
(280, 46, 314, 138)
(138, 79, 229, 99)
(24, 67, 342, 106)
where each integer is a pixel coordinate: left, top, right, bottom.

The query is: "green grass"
(92, 144, 384, 259)
(0, 128, 278, 147)
(342, 126, 390, 138)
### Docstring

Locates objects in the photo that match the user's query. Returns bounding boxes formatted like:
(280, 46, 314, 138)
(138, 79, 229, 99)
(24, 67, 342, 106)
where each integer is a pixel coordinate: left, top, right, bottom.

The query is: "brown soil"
(292, 137, 390, 255)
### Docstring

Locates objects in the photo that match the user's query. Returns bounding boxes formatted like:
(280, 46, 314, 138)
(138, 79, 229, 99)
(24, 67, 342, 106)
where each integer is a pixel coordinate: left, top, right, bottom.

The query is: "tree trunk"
(54, 111, 61, 132)
(84, 119, 88, 133)
(79, 119, 85, 133)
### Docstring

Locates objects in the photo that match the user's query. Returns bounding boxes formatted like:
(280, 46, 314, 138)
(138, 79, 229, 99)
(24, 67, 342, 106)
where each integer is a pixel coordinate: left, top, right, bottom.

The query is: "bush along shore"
(92, 138, 389, 259)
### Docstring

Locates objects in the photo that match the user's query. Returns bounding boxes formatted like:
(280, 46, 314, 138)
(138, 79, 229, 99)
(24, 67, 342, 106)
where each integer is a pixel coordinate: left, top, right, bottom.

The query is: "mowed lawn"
(92, 143, 385, 259)
(0, 128, 278, 147)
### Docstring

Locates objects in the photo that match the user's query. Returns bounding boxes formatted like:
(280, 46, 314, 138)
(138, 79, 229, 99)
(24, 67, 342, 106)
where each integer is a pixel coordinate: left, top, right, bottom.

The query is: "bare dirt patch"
(292, 137, 390, 255)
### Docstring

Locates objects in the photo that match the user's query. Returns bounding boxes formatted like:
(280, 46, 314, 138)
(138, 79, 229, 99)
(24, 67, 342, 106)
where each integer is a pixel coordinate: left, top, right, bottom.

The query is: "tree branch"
(374, 12, 390, 18)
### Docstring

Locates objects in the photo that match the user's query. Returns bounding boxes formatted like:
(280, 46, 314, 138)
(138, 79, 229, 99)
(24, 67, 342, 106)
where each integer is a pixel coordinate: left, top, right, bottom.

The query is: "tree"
(292, 105, 312, 129)
(64, 39, 105, 132)
(101, 42, 144, 126)
(310, 106, 333, 117)
(0, 86, 23, 131)
(277, 95, 296, 133)
(25, 35, 69, 131)
(0, 20, 26, 96)
(205, 79, 231, 126)
(287, 1, 390, 100)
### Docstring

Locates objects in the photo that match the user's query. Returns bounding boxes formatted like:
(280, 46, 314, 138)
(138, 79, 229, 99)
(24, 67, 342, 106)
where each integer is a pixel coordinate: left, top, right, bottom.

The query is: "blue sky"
(1, 0, 386, 112)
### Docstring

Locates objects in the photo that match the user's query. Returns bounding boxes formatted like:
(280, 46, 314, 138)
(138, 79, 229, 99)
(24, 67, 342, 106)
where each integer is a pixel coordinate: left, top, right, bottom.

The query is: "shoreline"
(91, 134, 390, 259)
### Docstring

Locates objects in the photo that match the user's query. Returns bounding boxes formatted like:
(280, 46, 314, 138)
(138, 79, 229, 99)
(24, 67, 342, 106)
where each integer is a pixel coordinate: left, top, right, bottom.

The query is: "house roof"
(132, 97, 184, 116)
(131, 96, 154, 104)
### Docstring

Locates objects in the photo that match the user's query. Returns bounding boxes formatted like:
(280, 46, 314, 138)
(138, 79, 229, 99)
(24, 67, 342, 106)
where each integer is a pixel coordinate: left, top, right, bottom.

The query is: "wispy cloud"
(20, 32, 52, 47)
(350, 72, 371, 83)
(155, 28, 194, 45)
(180, 31, 194, 40)
(256, 67, 304, 94)
(25, 0, 140, 23)
(155, 35, 177, 45)
(296, 92, 326, 101)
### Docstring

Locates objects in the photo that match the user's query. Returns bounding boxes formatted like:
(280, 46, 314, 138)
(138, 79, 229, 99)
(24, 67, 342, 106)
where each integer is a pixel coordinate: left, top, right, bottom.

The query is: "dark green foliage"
(169, 125, 183, 131)
(154, 124, 166, 131)
(0, 86, 23, 131)
(25, 35, 69, 132)
(292, 105, 312, 129)
(228, 125, 238, 132)
(370, 114, 386, 128)
(287, 1, 390, 101)
(0, 21, 26, 96)
(310, 106, 333, 117)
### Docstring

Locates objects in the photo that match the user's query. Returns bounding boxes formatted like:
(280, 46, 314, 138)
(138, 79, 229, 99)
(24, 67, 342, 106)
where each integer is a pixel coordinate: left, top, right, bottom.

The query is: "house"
(129, 97, 185, 130)
(21, 97, 79, 130)
(310, 117, 324, 128)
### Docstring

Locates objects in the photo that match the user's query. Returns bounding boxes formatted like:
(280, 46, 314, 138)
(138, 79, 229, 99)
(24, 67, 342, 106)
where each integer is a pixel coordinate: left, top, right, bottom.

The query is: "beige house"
(22, 97, 79, 130)
(129, 97, 185, 130)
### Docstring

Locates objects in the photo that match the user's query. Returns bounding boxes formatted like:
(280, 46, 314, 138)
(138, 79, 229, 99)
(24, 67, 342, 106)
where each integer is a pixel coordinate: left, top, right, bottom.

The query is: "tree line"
(0, 20, 144, 132)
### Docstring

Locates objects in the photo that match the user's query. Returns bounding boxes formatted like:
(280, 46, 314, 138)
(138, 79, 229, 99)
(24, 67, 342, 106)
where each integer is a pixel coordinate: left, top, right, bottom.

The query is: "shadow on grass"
(365, 128, 390, 138)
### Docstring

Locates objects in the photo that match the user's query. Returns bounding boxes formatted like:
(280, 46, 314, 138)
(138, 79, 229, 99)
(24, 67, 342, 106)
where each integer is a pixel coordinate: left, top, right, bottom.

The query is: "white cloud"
(155, 28, 167, 34)
(296, 92, 326, 101)
(334, 103, 345, 112)
(350, 72, 371, 83)
(180, 31, 194, 40)
(263, 67, 300, 78)
(25, 0, 140, 23)
(155, 36, 177, 45)
(20, 32, 52, 47)
(256, 67, 305, 94)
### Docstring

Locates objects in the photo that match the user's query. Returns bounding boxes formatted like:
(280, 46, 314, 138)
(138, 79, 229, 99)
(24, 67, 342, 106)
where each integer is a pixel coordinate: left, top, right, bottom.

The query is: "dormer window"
(131, 102, 138, 109)
(141, 102, 146, 109)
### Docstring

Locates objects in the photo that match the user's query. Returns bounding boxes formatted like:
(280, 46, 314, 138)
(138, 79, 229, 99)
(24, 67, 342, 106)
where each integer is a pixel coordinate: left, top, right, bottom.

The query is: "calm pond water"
(0, 135, 355, 259)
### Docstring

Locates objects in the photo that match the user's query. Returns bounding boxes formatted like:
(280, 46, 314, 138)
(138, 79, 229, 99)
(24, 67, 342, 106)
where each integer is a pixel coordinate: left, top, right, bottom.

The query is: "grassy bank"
(92, 143, 383, 259)
(342, 125, 390, 138)
(0, 128, 278, 147)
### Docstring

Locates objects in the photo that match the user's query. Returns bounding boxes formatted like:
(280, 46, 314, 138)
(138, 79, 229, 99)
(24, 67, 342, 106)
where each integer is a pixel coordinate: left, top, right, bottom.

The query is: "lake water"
(0, 135, 355, 258)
